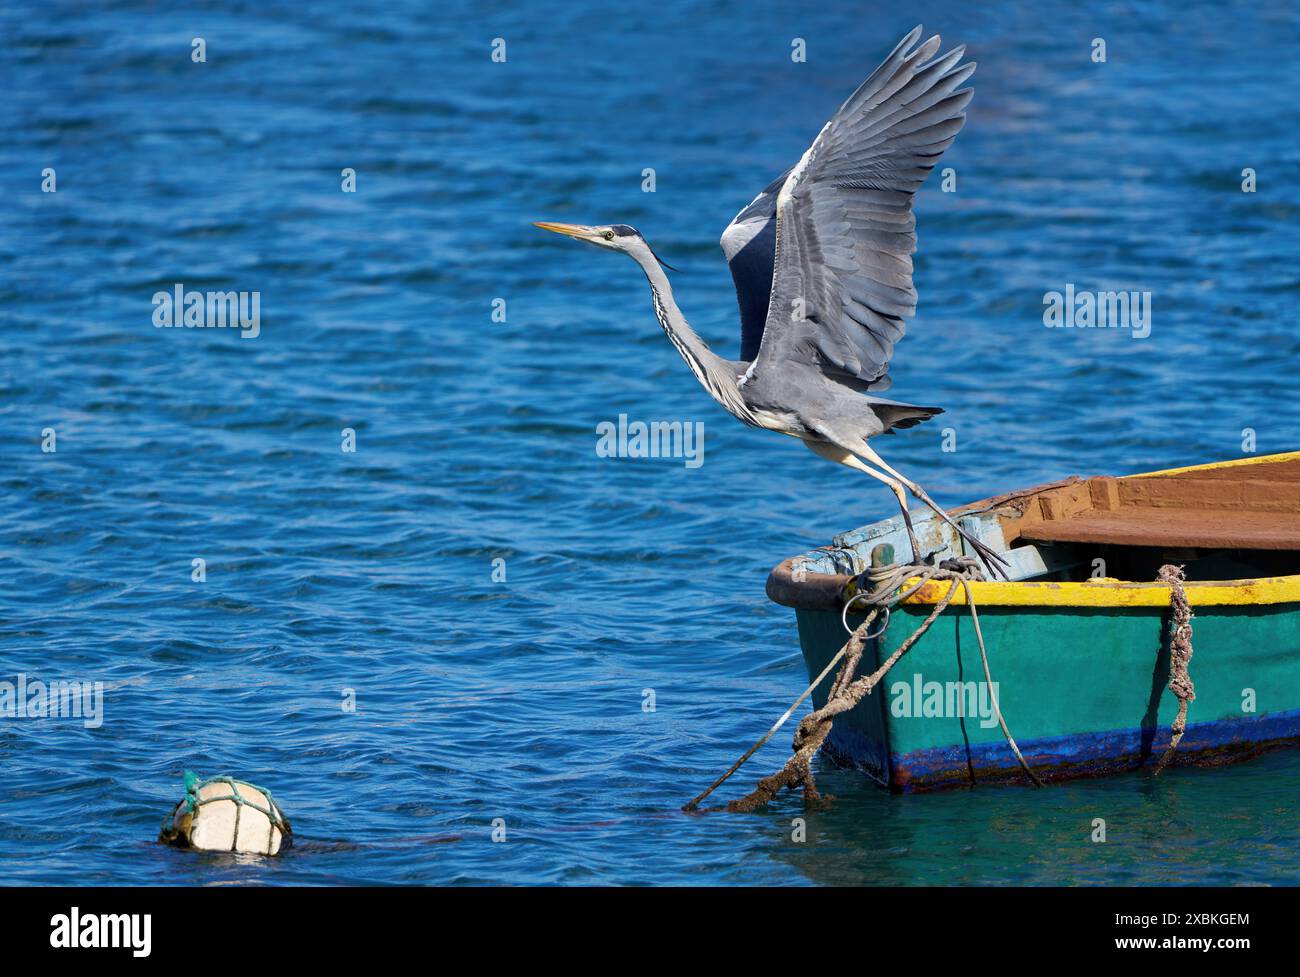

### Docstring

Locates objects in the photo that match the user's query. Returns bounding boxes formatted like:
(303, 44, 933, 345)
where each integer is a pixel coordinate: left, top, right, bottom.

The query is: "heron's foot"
(897, 505, 925, 566)
(905, 530, 925, 565)
(961, 531, 1012, 580)
(909, 487, 1011, 579)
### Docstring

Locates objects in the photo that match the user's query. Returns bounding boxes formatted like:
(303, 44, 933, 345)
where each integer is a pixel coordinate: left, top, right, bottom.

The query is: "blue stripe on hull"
(825, 709, 1300, 792)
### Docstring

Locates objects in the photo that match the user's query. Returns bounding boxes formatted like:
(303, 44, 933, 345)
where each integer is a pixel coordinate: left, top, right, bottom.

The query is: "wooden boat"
(767, 451, 1300, 790)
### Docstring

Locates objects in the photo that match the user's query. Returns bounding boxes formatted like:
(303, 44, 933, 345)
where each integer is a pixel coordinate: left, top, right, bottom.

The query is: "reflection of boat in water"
(767, 452, 1300, 791)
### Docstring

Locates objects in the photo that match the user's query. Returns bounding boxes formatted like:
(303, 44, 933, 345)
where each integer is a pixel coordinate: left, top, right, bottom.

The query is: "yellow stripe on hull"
(904, 574, 1300, 608)
(1128, 449, 1300, 479)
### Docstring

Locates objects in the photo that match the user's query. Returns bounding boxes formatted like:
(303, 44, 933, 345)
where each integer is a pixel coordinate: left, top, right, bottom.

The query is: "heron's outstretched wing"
(736, 26, 973, 388)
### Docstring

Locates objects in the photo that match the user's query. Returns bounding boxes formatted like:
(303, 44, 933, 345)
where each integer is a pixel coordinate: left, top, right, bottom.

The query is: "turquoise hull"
(795, 601, 1300, 790)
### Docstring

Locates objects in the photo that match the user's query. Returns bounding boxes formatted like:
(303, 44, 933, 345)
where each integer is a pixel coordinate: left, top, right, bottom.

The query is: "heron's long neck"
(636, 256, 751, 420)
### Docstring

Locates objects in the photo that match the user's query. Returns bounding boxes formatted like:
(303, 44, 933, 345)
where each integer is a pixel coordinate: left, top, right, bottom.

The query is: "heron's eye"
(603, 230, 615, 240)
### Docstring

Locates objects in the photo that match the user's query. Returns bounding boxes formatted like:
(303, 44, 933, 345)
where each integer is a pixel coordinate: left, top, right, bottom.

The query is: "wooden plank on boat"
(1017, 458, 1300, 550)
(1119, 477, 1300, 512)
(1019, 508, 1300, 550)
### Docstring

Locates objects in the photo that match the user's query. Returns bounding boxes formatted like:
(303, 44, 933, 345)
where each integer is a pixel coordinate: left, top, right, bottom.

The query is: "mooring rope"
(1154, 564, 1195, 776)
(961, 577, 1044, 788)
(684, 556, 1042, 813)
(680, 608, 879, 814)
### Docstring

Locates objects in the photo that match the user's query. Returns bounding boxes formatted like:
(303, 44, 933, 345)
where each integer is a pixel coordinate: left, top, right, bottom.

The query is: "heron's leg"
(854, 443, 1010, 577)
(803, 440, 925, 564)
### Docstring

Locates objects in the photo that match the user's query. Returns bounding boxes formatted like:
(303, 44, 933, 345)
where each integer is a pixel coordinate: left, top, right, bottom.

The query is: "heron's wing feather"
(747, 27, 974, 387)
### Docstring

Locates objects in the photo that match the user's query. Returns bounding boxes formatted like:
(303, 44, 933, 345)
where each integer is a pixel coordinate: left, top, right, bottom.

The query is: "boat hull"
(794, 596, 1300, 791)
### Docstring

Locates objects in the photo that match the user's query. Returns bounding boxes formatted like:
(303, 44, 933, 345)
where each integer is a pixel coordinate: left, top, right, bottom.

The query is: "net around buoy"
(160, 771, 291, 856)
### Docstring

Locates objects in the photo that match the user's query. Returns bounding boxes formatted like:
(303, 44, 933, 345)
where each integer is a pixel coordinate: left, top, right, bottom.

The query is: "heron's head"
(532, 222, 677, 271)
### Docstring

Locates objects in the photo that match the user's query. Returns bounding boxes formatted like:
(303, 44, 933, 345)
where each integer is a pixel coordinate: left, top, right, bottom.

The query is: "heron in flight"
(535, 27, 1005, 575)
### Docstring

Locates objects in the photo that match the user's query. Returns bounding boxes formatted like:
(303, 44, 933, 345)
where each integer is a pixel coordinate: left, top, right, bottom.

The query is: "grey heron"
(536, 26, 1006, 575)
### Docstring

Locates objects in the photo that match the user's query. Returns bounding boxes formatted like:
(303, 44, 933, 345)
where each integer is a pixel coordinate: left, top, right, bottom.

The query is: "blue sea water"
(2, 0, 1299, 885)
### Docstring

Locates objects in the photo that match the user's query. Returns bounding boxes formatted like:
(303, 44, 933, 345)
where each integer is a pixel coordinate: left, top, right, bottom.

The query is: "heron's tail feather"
(866, 397, 943, 432)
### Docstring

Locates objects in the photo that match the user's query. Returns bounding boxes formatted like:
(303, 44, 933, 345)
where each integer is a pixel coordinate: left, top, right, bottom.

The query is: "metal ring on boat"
(841, 594, 890, 639)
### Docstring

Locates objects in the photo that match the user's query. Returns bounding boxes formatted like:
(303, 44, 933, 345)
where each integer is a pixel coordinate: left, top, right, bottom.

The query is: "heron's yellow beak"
(533, 221, 596, 240)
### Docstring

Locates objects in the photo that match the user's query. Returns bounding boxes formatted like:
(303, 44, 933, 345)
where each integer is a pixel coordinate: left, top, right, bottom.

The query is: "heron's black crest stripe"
(647, 243, 678, 273)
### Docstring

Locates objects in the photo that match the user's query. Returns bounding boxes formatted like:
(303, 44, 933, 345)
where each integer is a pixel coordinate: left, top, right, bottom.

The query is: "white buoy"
(160, 772, 291, 855)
